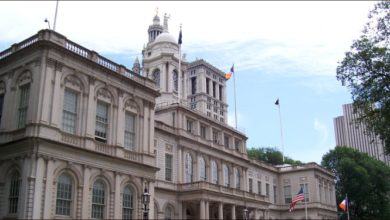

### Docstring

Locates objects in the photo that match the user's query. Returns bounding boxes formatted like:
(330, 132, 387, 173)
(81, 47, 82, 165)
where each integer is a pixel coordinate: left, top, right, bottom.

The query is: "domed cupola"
(148, 9, 163, 43)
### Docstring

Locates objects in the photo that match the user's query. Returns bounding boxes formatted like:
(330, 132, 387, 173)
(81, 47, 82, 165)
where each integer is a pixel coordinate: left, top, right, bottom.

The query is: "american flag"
(289, 187, 305, 212)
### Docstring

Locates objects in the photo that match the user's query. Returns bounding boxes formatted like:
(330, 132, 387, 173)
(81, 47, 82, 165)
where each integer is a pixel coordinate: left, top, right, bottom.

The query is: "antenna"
(53, 0, 59, 31)
(44, 18, 51, 29)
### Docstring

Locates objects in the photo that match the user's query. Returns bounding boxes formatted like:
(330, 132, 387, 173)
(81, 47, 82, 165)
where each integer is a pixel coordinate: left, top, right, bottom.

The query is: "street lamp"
(243, 208, 248, 220)
(142, 187, 150, 220)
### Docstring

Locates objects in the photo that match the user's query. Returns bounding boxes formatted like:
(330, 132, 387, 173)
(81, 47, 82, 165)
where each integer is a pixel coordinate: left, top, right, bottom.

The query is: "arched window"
(164, 206, 173, 220)
(211, 160, 218, 184)
(124, 112, 136, 150)
(122, 186, 134, 220)
(172, 70, 178, 92)
(56, 173, 73, 216)
(92, 180, 105, 219)
(234, 168, 240, 189)
(184, 153, 193, 183)
(223, 164, 230, 187)
(152, 69, 161, 89)
(62, 89, 78, 134)
(95, 100, 109, 143)
(18, 83, 30, 128)
(8, 172, 21, 214)
(199, 157, 206, 181)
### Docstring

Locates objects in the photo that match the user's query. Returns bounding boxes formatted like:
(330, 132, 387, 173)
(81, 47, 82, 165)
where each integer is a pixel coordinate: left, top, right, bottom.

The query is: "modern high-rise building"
(0, 13, 337, 219)
(334, 103, 390, 166)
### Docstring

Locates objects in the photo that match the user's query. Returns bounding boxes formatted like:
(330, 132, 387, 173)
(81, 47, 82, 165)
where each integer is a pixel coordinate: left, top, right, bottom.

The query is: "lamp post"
(243, 208, 248, 220)
(142, 187, 150, 220)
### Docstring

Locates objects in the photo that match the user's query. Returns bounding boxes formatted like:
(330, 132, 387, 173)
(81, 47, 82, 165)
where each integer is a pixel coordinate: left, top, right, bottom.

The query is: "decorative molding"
(64, 75, 82, 90)
(97, 88, 112, 101)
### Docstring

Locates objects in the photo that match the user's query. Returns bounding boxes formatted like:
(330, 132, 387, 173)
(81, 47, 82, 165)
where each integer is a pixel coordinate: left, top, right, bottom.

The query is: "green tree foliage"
(247, 147, 303, 165)
(321, 146, 390, 220)
(336, 1, 390, 154)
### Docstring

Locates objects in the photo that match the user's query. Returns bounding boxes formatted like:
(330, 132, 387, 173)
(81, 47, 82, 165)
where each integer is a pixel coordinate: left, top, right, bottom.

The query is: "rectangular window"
(212, 81, 216, 98)
(187, 119, 193, 133)
(18, 84, 30, 128)
(249, 178, 253, 193)
(62, 89, 78, 134)
(212, 130, 219, 144)
(200, 125, 206, 139)
(95, 101, 108, 142)
(266, 183, 270, 196)
(284, 185, 292, 204)
(165, 154, 173, 181)
(234, 139, 241, 151)
(224, 135, 230, 148)
(124, 112, 136, 150)
(219, 85, 223, 101)
(0, 94, 4, 125)
(191, 77, 197, 94)
(206, 78, 210, 94)
(273, 185, 277, 203)
(122, 191, 133, 220)
(300, 183, 309, 202)
(258, 181, 262, 195)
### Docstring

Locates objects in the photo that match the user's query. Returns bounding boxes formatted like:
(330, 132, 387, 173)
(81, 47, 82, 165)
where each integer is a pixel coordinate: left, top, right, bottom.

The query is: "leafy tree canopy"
(321, 146, 390, 220)
(336, 1, 390, 154)
(247, 147, 303, 166)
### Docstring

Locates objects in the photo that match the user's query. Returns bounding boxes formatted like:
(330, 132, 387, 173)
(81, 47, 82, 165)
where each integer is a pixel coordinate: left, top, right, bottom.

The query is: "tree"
(247, 147, 303, 165)
(336, 1, 390, 154)
(321, 146, 390, 220)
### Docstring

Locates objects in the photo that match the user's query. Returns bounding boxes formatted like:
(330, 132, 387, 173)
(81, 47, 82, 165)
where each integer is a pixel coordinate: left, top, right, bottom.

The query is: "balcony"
(177, 181, 270, 203)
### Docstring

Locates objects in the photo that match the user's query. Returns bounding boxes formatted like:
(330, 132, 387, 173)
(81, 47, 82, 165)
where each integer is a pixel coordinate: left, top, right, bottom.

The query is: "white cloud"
(313, 117, 331, 149)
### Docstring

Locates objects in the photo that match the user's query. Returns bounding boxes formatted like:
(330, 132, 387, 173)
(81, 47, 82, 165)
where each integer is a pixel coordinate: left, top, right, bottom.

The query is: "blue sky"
(0, 1, 377, 163)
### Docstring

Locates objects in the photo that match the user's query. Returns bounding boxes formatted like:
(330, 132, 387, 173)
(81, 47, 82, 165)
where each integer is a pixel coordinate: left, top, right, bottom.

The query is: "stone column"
(43, 159, 54, 218)
(200, 200, 205, 219)
(81, 166, 91, 218)
(218, 203, 223, 220)
(178, 147, 183, 183)
(205, 201, 210, 219)
(113, 173, 121, 219)
(231, 205, 236, 220)
(32, 156, 45, 219)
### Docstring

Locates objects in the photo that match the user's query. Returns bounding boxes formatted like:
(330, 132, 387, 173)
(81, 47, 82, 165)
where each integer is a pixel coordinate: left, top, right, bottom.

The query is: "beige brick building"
(0, 13, 337, 220)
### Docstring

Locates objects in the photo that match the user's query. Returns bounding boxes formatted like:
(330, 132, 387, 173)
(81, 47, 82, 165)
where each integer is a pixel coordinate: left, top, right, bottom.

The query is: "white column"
(148, 181, 155, 220)
(205, 201, 209, 220)
(178, 147, 183, 183)
(81, 166, 91, 218)
(218, 203, 223, 220)
(231, 205, 236, 220)
(200, 200, 205, 219)
(43, 159, 54, 218)
(32, 157, 45, 219)
(114, 173, 121, 219)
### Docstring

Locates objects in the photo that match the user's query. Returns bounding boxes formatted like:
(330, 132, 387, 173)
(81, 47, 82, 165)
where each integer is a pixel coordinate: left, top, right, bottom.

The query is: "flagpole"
(178, 24, 182, 103)
(276, 98, 285, 163)
(346, 194, 350, 220)
(304, 184, 308, 220)
(53, 0, 59, 31)
(233, 64, 237, 129)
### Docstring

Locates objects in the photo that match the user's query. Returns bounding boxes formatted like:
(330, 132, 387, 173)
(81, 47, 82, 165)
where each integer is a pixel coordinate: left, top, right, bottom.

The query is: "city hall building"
(0, 13, 337, 219)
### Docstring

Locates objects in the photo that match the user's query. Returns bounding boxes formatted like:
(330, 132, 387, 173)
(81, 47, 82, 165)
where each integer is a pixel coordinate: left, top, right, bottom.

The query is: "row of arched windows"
(183, 153, 241, 189)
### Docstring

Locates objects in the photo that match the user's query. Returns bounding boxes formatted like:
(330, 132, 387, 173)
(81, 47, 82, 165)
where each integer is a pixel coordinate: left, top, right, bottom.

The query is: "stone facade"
(0, 14, 337, 220)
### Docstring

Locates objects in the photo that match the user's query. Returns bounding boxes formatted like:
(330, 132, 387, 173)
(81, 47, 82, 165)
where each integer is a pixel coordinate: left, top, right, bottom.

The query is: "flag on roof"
(178, 28, 182, 45)
(339, 196, 348, 212)
(289, 187, 305, 212)
(225, 64, 234, 80)
(275, 98, 279, 105)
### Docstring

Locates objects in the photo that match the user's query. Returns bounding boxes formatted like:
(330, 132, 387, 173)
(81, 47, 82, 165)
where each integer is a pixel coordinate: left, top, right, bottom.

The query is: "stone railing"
(177, 181, 268, 202)
(0, 29, 155, 89)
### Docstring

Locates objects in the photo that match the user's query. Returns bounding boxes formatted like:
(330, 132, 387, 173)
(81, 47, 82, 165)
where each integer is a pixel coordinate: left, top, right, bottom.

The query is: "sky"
(0, 1, 378, 164)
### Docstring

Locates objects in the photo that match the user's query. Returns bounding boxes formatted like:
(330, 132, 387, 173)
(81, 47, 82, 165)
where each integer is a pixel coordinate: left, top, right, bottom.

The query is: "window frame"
(91, 180, 106, 219)
(122, 186, 134, 220)
(62, 88, 79, 134)
(17, 83, 30, 128)
(165, 154, 173, 181)
(55, 173, 73, 216)
(124, 111, 136, 151)
(95, 100, 109, 142)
